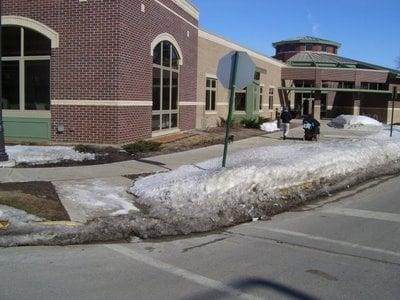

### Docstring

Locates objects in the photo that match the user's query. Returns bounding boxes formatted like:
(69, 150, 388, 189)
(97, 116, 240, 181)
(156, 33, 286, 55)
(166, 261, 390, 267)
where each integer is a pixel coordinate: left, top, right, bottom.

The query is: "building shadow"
(135, 158, 172, 171)
(182, 277, 319, 300)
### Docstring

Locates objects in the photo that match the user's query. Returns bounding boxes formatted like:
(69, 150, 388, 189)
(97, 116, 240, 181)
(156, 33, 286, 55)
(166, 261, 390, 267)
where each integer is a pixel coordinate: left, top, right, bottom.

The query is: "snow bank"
(328, 115, 382, 128)
(0, 205, 42, 223)
(260, 121, 279, 132)
(5, 145, 95, 165)
(54, 179, 138, 223)
(130, 127, 400, 234)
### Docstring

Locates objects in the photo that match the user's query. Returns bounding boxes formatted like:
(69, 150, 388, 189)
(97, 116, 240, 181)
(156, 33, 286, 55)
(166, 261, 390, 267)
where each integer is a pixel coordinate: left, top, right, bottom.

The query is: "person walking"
(280, 107, 292, 140)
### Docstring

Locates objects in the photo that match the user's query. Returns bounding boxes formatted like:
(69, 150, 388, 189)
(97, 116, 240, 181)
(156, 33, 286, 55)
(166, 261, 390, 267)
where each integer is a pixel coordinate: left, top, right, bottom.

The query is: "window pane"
(212, 79, 216, 88)
(171, 47, 179, 69)
(153, 43, 161, 65)
(259, 95, 263, 110)
(206, 79, 210, 88)
(162, 70, 170, 110)
(254, 72, 260, 81)
(162, 42, 171, 68)
(205, 90, 210, 111)
(235, 92, 246, 111)
(24, 27, 51, 56)
(171, 72, 178, 109)
(2, 26, 21, 56)
(171, 113, 178, 128)
(25, 60, 50, 110)
(2, 61, 20, 109)
(152, 115, 161, 131)
(269, 96, 274, 109)
(211, 91, 216, 110)
(162, 114, 170, 129)
(152, 68, 161, 110)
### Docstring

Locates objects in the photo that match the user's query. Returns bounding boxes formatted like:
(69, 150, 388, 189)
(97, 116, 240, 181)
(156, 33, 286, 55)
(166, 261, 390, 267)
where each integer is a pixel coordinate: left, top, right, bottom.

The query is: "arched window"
(152, 41, 180, 132)
(1, 26, 51, 111)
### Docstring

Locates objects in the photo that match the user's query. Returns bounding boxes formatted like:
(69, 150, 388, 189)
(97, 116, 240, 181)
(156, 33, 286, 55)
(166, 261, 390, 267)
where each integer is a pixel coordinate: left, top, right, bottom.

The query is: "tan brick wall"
(197, 32, 283, 129)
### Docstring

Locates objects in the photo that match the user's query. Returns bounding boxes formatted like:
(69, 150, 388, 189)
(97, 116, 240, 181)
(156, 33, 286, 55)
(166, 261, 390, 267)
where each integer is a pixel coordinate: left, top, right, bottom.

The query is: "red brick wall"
(282, 67, 390, 84)
(51, 105, 119, 144)
(3, 0, 198, 144)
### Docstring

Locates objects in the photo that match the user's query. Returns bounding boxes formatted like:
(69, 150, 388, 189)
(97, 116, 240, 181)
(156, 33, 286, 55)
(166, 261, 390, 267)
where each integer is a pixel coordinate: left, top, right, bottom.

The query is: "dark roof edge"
(273, 38, 341, 48)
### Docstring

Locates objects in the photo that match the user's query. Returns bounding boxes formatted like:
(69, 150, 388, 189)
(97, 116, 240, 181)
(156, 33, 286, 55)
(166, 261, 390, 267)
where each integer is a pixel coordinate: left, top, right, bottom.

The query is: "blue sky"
(192, 0, 400, 69)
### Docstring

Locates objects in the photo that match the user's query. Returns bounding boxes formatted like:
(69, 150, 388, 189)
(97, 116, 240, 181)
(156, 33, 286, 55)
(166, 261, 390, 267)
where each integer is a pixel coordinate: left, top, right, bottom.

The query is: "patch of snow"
(5, 145, 95, 166)
(54, 179, 138, 223)
(260, 121, 279, 132)
(328, 115, 382, 129)
(0, 205, 43, 223)
(130, 126, 400, 231)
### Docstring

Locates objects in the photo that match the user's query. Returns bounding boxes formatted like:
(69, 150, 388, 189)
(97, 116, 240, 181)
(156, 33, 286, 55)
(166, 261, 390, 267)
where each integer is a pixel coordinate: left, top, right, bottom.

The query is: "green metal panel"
(3, 117, 51, 141)
(244, 83, 260, 117)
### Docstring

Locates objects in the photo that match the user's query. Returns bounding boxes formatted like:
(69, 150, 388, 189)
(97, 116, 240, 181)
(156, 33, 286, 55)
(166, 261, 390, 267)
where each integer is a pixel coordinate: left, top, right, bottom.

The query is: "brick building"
(2, 2, 400, 144)
(273, 36, 400, 122)
(1, 0, 198, 143)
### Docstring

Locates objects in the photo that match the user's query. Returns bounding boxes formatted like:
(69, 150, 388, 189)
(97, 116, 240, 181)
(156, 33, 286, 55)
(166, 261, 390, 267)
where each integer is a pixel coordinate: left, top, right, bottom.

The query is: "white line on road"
(249, 226, 400, 259)
(104, 244, 261, 300)
(323, 207, 400, 223)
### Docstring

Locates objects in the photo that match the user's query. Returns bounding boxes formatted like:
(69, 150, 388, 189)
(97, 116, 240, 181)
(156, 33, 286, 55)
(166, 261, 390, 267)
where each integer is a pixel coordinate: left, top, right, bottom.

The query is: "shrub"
(218, 117, 241, 128)
(74, 144, 96, 153)
(122, 140, 161, 154)
(240, 116, 266, 129)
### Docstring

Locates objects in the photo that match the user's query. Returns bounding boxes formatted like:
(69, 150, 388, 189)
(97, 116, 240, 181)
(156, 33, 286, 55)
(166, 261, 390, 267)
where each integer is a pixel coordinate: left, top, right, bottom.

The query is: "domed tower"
(272, 36, 341, 62)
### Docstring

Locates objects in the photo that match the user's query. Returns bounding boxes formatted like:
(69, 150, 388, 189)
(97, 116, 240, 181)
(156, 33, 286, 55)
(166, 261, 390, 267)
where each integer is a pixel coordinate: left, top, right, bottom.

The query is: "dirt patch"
(0, 182, 70, 221)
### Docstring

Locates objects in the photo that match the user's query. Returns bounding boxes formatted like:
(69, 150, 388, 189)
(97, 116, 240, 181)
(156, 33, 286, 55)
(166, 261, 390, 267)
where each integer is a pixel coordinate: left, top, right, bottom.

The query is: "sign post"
(217, 51, 256, 167)
(0, 5, 10, 162)
(390, 86, 397, 138)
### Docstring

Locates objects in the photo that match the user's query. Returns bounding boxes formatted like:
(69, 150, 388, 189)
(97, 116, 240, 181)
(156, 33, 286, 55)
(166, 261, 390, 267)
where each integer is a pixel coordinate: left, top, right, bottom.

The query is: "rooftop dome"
(273, 36, 341, 48)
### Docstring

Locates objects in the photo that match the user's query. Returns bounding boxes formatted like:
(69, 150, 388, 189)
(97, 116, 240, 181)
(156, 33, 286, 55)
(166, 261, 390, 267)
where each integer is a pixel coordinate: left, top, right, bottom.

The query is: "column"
(313, 91, 321, 120)
(353, 92, 361, 116)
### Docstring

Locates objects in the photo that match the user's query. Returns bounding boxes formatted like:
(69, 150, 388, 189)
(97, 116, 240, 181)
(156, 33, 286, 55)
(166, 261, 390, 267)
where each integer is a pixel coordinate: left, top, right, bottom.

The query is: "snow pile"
(0, 205, 42, 223)
(328, 115, 382, 129)
(5, 145, 95, 165)
(130, 127, 400, 234)
(260, 121, 279, 132)
(54, 179, 138, 223)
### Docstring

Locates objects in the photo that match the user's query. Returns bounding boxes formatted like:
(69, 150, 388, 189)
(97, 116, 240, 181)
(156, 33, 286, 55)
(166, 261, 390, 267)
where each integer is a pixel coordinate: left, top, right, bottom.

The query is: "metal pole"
(222, 51, 239, 168)
(390, 86, 397, 138)
(0, 3, 10, 161)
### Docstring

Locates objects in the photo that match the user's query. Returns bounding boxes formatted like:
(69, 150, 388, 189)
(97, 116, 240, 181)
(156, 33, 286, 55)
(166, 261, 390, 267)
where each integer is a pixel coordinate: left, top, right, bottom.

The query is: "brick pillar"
(313, 91, 321, 120)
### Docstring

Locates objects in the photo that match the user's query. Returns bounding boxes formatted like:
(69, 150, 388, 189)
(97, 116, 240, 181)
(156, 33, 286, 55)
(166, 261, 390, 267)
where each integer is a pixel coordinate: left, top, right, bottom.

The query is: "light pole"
(0, 3, 10, 161)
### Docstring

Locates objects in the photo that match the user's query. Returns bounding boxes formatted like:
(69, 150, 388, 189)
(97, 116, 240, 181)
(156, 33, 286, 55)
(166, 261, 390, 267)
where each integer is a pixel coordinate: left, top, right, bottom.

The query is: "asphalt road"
(1, 174, 400, 300)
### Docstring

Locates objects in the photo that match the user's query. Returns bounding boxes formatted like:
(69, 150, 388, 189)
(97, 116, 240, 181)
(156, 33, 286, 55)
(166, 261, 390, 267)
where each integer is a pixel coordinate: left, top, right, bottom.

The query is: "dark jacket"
(280, 111, 292, 124)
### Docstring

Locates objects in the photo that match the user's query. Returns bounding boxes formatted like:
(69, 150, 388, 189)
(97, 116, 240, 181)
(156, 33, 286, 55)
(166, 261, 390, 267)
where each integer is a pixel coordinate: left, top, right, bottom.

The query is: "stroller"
(303, 117, 320, 141)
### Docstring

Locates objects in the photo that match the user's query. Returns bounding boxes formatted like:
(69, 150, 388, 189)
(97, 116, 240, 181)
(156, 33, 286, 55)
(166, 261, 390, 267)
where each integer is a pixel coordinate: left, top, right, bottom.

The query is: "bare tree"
(397, 55, 400, 69)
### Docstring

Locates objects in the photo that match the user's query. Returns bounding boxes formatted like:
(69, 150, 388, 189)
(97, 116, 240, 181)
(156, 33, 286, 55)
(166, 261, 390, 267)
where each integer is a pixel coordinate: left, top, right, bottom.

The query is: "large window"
(259, 86, 263, 110)
(1, 26, 51, 110)
(152, 41, 180, 131)
(235, 88, 246, 111)
(269, 88, 274, 110)
(205, 78, 216, 111)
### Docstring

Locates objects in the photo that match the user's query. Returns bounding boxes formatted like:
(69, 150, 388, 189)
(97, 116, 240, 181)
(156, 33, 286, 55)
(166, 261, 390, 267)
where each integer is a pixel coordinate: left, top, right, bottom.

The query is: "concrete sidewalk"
(0, 121, 381, 183)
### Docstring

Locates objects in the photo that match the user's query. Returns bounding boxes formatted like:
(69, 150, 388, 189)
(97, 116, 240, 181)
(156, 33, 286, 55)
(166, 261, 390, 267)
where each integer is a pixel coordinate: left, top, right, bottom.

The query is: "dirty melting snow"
(130, 127, 400, 232)
(55, 179, 138, 223)
(5, 145, 95, 165)
(260, 121, 279, 132)
(328, 115, 382, 128)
